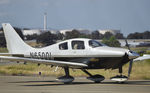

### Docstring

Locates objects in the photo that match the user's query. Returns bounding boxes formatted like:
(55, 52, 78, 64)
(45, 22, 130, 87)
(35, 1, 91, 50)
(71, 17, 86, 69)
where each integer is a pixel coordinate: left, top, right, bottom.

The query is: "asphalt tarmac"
(0, 75, 150, 93)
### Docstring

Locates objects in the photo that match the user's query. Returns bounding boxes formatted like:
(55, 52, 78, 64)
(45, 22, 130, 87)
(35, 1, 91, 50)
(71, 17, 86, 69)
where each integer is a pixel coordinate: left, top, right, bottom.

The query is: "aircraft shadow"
(9, 80, 96, 86)
(8, 80, 58, 83)
(8, 80, 150, 86)
(23, 82, 96, 86)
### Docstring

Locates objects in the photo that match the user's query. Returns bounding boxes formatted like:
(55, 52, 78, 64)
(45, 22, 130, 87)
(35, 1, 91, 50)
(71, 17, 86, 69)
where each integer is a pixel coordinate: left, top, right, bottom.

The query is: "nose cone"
(127, 51, 140, 59)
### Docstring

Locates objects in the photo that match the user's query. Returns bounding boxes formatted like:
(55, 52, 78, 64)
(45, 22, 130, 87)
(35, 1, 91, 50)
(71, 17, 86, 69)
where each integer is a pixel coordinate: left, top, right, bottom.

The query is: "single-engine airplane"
(0, 23, 149, 83)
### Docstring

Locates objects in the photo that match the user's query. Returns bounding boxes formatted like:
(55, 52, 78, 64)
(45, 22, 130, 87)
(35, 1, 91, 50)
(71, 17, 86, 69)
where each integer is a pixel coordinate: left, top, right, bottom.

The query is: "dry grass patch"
(0, 60, 150, 80)
(0, 47, 8, 53)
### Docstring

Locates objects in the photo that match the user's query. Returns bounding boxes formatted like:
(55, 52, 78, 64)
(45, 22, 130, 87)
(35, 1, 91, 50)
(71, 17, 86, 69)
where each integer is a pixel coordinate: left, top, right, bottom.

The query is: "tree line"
(0, 27, 150, 47)
(127, 31, 150, 39)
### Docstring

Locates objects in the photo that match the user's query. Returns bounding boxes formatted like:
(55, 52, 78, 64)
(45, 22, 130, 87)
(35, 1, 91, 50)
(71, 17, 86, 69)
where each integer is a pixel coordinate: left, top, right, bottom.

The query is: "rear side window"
(72, 41, 85, 50)
(59, 42, 68, 50)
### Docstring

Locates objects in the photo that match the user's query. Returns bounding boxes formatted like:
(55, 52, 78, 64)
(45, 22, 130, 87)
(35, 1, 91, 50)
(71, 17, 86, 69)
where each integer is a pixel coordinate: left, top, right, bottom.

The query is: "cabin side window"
(72, 41, 85, 50)
(89, 40, 104, 48)
(59, 42, 68, 50)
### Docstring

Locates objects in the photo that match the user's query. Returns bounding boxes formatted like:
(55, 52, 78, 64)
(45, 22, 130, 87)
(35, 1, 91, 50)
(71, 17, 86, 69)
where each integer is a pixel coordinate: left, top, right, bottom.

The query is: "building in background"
(77, 29, 91, 35)
(59, 29, 91, 35)
(23, 29, 42, 35)
(59, 29, 73, 35)
(97, 29, 120, 35)
(23, 29, 59, 36)
(49, 30, 59, 34)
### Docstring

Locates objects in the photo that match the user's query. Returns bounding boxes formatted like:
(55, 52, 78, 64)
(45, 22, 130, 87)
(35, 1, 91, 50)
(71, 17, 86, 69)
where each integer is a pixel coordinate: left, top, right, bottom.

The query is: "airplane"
(0, 23, 149, 84)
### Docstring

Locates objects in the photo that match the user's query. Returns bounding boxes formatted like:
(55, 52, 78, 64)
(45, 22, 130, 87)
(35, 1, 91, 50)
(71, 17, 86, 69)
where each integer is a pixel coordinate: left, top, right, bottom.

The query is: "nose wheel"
(110, 67, 128, 83)
(110, 75, 128, 83)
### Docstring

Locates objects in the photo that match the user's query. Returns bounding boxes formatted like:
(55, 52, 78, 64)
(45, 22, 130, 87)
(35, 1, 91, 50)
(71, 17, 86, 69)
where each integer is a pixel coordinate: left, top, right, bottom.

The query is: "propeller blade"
(125, 39, 131, 51)
(128, 59, 133, 78)
(125, 38, 136, 78)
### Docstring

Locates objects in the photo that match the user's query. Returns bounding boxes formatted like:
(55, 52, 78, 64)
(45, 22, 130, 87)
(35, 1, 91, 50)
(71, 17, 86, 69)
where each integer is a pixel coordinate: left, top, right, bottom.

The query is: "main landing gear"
(56, 67, 74, 84)
(110, 67, 128, 83)
(56, 68, 105, 84)
(81, 69, 105, 83)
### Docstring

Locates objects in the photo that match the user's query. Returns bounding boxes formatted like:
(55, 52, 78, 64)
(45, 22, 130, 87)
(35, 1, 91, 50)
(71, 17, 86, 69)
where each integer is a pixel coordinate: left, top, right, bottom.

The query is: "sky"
(0, 0, 150, 36)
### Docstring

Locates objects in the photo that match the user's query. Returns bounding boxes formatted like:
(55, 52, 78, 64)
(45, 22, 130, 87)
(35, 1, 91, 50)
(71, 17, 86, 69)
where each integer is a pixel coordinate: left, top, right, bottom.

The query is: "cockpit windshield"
(89, 40, 106, 48)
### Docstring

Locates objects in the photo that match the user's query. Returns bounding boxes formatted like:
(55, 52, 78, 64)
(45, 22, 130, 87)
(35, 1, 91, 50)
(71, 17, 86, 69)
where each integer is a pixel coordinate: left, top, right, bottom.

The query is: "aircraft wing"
(133, 54, 150, 62)
(0, 56, 87, 68)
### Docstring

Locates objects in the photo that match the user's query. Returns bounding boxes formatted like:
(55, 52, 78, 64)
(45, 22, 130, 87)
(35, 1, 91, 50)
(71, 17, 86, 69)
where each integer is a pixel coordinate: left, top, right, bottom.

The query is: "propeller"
(128, 59, 133, 77)
(125, 39, 131, 51)
(125, 38, 133, 78)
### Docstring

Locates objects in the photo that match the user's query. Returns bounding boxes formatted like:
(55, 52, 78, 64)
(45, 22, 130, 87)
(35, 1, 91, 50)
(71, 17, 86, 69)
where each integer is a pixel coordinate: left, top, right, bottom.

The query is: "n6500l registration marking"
(30, 52, 51, 59)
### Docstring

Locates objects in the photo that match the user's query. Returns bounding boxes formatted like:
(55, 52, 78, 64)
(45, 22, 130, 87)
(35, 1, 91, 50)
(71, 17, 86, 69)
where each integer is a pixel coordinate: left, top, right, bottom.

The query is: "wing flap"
(0, 56, 87, 68)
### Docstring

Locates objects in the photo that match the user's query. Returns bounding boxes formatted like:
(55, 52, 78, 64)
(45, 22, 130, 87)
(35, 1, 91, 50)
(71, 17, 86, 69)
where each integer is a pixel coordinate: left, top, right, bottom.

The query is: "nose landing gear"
(110, 67, 128, 83)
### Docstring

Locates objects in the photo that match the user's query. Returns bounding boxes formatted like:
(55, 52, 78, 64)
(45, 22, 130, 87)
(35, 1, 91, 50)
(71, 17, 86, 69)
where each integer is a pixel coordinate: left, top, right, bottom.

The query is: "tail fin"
(2, 23, 33, 54)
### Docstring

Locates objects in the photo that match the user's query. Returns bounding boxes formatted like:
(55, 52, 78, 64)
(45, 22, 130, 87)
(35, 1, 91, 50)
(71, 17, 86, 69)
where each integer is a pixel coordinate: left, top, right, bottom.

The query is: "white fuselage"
(23, 38, 138, 60)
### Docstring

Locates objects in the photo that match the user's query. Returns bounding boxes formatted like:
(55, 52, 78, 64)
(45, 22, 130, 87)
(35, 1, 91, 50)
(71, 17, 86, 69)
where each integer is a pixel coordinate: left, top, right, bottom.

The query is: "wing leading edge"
(0, 56, 87, 68)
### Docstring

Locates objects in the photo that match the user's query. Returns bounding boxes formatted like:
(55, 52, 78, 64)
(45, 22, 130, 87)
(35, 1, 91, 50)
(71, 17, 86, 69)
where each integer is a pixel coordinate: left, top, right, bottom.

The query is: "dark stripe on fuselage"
(26, 53, 129, 69)
(53, 56, 130, 69)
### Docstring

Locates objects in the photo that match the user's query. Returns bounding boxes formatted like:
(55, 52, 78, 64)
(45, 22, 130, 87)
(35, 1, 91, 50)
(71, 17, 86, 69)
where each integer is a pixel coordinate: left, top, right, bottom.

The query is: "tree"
(36, 32, 57, 46)
(115, 33, 124, 39)
(25, 34, 38, 40)
(99, 33, 104, 39)
(127, 32, 143, 39)
(103, 32, 113, 39)
(65, 29, 80, 39)
(127, 31, 150, 39)
(91, 31, 99, 39)
(0, 33, 6, 47)
(91, 31, 103, 39)
(102, 36, 121, 47)
(142, 31, 150, 39)
(79, 34, 90, 38)
(57, 32, 64, 40)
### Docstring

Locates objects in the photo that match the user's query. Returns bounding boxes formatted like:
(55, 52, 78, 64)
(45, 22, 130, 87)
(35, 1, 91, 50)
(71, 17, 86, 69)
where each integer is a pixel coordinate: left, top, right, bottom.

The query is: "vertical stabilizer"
(2, 23, 33, 54)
